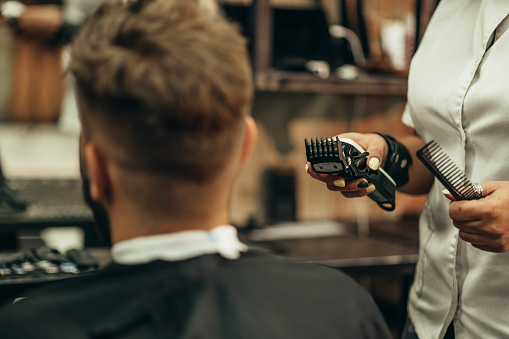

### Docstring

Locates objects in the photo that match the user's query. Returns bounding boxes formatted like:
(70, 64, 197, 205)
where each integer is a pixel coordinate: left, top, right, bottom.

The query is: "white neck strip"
(111, 225, 248, 265)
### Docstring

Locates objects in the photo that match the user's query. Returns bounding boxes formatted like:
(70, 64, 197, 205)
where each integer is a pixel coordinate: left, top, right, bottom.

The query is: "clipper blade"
(304, 136, 396, 211)
(304, 137, 346, 174)
(416, 140, 481, 200)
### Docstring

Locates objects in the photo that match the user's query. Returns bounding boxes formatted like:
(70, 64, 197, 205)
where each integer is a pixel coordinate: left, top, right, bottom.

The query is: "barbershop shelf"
(255, 70, 409, 96)
(0, 179, 93, 231)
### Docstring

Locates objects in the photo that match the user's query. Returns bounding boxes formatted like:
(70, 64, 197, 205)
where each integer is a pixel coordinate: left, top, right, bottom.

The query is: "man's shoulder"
(0, 253, 392, 339)
(220, 250, 360, 287)
(0, 262, 185, 337)
(193, 251, 392, 338)
(0, 264, 155, 315)
(0, 252, 367, 308)
(212, 250, 378, 310)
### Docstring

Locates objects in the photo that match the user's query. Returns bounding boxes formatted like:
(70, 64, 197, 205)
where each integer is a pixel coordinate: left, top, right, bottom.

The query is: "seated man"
(0, 1, 392, 338)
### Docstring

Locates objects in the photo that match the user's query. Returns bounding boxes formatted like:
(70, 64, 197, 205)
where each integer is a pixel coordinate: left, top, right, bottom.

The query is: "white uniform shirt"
(402, 1, 509, 338)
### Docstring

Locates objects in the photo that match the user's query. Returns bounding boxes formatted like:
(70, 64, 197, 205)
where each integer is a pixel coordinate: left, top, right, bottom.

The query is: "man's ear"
(240, 115, 257, 164)
(83, 143, 111, 203)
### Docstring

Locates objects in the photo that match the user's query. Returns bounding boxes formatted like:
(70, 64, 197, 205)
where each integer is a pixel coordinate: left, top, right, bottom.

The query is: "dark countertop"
(241, 217, 420, 276)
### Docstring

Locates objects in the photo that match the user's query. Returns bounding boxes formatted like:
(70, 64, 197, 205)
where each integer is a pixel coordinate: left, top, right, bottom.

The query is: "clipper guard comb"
(416, 140, 482, 200)
(305, 137, 397, 211)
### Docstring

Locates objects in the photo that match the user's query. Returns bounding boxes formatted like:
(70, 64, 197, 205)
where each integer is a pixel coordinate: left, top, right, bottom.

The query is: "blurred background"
(0, 0, 440, 337)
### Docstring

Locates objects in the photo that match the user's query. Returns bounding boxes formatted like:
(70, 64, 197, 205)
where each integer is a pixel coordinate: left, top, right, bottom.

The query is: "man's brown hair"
(70, 0, 253, 182)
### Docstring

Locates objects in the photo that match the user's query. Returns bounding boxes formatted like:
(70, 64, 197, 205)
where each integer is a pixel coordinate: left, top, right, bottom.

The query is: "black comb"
(416, 140, 481, 200)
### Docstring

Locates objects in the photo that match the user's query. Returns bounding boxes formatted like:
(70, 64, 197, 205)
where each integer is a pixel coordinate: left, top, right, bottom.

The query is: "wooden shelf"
(255, 69, 408, 96)
(247, 0, 437, 96)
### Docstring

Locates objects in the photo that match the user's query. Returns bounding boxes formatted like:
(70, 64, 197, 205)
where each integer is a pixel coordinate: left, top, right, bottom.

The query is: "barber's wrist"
(371, 132, 412, 188)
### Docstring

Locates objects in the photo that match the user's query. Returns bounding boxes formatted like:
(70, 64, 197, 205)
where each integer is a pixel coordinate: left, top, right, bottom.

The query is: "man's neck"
(108, 208, 232, 244)
(105, 161, 238, 244)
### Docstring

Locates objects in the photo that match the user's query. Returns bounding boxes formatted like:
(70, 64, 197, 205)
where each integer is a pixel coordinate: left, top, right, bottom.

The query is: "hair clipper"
(305, 137, 396, 211)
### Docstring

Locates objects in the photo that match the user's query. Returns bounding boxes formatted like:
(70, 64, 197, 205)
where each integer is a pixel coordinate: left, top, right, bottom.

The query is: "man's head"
(70, 0, 256, 241)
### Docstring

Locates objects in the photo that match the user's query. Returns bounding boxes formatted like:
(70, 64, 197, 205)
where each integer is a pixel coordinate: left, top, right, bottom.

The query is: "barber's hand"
(444, 181, 509, 253)
(306, 132, 388, 198)
(13, 5, 62, 40)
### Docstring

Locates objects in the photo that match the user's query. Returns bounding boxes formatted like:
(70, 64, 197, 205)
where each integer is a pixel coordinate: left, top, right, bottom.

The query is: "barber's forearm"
(397, 133, 434, 195)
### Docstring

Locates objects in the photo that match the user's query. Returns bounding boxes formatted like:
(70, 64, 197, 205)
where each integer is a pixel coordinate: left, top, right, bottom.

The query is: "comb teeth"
(417, 141, 480, 200)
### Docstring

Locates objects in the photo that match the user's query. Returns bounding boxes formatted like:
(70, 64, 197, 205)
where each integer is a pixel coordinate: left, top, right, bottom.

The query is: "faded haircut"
(69, 0, 253, 182)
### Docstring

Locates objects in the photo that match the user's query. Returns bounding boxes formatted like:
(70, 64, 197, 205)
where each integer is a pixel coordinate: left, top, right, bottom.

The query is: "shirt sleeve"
(401, 103, 415, 128)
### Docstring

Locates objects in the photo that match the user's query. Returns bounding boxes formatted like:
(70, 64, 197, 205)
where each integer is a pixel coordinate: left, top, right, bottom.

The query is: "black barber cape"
(0, 251, 391, 338)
